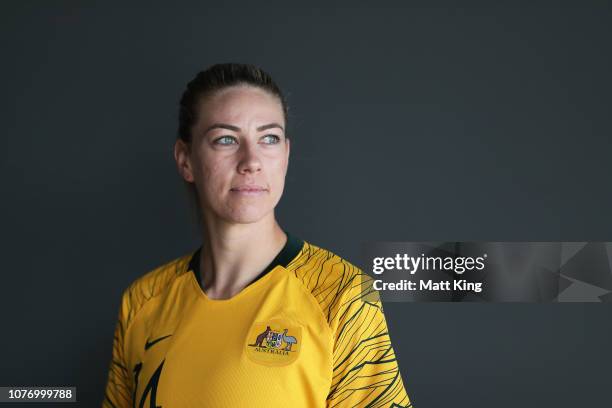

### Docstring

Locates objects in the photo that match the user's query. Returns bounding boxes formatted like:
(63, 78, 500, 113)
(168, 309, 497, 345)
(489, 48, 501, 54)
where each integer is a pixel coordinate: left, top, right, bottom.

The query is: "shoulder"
(287, 240, 379, 329)
(288, 240, 362, 282)
(118, 251, 195, 330)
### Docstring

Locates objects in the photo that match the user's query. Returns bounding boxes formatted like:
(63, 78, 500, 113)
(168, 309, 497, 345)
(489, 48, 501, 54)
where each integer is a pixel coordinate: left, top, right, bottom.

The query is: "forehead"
(196, 85, 284, 127)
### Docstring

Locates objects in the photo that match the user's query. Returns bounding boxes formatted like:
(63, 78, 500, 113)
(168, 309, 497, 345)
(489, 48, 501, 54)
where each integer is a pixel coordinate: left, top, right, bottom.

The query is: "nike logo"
(144, 334, 172, 351)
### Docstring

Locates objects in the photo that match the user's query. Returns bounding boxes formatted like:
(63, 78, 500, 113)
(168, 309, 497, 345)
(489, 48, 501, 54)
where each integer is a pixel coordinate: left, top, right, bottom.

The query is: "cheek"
(269, 157, 289, 187)
(204, 164, 224, 188)
(199, 159, 231, 196)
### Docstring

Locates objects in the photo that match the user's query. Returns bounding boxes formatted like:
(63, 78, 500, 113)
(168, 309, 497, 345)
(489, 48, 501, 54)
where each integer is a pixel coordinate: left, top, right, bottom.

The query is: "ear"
(174, 139, 195, 183)
(285, 137, 291, 162)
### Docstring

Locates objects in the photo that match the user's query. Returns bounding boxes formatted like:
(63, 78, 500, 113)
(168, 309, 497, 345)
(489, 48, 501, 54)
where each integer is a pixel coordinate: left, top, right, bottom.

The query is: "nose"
(237, 141, 262, 174)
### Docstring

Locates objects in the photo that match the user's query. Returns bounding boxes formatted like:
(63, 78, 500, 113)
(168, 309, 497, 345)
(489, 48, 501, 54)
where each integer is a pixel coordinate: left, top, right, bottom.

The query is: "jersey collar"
(188, 231, 304, 291)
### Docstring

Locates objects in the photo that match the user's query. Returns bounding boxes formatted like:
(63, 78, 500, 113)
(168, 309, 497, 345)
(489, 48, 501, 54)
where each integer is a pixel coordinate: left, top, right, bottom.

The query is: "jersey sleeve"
(102, 288, 134, 408)
(326, 269, 413, 408)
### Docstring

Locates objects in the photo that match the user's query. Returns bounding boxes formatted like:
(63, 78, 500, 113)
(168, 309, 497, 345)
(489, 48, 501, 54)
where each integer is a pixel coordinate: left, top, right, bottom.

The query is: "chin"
(223, 205, 273, 224)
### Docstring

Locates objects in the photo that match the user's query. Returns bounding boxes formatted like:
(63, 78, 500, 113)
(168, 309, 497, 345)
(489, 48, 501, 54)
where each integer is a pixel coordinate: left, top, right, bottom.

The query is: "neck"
(198, 211, 287, 300)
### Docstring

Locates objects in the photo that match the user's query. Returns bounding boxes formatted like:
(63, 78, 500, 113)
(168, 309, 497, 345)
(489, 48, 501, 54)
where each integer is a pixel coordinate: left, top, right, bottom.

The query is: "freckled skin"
(176, 85, 290, 225)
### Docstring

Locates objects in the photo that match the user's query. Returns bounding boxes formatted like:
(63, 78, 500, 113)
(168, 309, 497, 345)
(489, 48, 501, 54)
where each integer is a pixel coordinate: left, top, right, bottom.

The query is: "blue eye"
(214, 136, 238, 145)
(261, 135, 281, 144)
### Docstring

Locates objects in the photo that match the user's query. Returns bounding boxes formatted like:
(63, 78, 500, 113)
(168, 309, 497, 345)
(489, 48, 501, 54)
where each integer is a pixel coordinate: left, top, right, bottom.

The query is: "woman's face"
(176, 85, 290, 225)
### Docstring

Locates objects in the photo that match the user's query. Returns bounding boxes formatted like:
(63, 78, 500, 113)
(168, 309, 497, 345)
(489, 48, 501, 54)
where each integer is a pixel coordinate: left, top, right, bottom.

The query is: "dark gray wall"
(1, 2, 611, 407)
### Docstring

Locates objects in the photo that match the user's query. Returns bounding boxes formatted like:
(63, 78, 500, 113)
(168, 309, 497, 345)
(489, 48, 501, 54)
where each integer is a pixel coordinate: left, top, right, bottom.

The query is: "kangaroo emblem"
(281, 329, 298, 351)
(249, 326, 272, 347)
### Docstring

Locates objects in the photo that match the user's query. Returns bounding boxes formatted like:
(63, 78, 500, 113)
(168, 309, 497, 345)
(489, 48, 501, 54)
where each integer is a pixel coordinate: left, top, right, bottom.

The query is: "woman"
(103, 63, 413, 407)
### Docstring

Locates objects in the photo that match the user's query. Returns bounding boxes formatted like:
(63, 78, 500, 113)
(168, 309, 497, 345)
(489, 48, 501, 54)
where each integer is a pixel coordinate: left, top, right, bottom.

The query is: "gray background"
(1, 1, 611, 407)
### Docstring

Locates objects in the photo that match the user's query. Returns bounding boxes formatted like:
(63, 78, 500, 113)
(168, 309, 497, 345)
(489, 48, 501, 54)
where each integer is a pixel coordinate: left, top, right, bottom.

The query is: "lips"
(230, 185, 268, 193)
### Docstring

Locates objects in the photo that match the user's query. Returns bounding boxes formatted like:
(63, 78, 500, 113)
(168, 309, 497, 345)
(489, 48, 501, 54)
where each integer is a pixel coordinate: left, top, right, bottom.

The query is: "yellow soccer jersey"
(102, 233, 412, 407)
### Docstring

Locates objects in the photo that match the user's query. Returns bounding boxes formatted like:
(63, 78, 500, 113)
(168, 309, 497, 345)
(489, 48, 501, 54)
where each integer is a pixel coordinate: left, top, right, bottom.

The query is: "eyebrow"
(204, 122, 284, 135)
